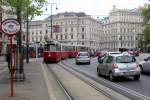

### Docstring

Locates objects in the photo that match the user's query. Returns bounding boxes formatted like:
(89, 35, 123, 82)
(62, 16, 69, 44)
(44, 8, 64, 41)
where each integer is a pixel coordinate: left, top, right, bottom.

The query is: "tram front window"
(45, 44, 59, 51)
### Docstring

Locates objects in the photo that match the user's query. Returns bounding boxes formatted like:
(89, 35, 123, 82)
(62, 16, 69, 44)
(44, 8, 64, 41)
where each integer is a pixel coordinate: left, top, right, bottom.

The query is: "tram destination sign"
(2, 18, 20, 36)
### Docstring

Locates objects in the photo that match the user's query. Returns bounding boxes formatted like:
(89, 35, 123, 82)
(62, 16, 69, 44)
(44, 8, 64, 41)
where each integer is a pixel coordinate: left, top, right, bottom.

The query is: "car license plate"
(124, 72, 133, 75)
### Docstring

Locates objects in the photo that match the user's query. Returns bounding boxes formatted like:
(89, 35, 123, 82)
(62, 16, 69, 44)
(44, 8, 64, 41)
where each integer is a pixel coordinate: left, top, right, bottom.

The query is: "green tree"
(144, 25, 150, 43)
(1, 0, 47, 21)
(141, 1, 150, 43)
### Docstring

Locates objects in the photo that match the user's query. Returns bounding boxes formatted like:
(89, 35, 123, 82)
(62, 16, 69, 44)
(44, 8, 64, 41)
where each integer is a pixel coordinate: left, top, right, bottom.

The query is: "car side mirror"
(144, 58, 147, 61)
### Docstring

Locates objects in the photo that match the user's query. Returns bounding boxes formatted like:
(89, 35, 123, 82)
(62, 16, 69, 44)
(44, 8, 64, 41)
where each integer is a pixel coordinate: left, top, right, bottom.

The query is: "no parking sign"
(1, 18, 20, 97)
(2, 18, 20, 36)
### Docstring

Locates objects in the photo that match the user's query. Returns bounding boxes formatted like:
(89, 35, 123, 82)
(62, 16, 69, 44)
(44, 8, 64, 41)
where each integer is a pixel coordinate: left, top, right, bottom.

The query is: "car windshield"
(78, 53, 89, 56)
(116, 55, 136, 63)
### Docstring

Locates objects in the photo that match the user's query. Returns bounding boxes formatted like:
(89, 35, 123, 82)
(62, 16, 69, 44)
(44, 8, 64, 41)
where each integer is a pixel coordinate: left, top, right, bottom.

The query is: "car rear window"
(116, 55, 136, 63)
(78, 53, 89, 56)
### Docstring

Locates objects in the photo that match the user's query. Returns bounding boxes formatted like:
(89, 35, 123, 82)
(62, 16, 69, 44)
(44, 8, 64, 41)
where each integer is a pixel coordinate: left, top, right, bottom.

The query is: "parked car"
(97, 54, 141, 81)
(139, 57, 150, 73)
(75, 52, 91, 64)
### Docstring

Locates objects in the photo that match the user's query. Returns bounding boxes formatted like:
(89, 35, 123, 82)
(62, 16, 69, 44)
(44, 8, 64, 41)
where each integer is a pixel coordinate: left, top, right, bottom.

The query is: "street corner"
(0, 93, 31, 100)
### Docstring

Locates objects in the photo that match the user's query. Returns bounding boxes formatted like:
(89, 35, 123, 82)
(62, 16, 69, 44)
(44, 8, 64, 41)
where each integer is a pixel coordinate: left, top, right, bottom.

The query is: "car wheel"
(97, 68, 101, 76)
(134, 75, 140, 81)
(109, 72, 115, 81)
(88, 62, 91, 65)
(139, 65, 143, 74)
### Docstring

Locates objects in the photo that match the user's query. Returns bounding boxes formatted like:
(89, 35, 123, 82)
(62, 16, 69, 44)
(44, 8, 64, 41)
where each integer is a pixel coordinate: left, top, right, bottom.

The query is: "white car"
(139, 57, 150, 73)
(75, 52, 91, 64)
(97, 54, 141, 81)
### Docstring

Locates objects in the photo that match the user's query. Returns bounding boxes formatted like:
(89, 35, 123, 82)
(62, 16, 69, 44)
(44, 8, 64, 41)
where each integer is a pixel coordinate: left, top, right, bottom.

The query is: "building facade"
(29, 12, 102, 51)
(100, 6, 143, 51)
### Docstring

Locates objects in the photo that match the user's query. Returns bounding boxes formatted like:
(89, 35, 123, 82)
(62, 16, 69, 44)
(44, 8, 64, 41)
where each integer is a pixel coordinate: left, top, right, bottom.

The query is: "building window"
(71, 28, 73, 32)
(32, 37, 34, 42)
(82, 42, 84, 45)
(32, 32, 34, 35)
(65, 28, 67, 32)
(82, 34, 84, 39)
(56, 35, 58, 40)
(65, 35, 67, 39)
(23, 35, 25, 41)
(40, 31, 42, 34)
(61, 35, 63, 40)
(36, 37, 38, 42)
(46, 30, 48, 34)
(82, 27, 84, 32)
(40, 37, 42, 41)
(131, 36, 133, 40)
(71, 35, 73, 39)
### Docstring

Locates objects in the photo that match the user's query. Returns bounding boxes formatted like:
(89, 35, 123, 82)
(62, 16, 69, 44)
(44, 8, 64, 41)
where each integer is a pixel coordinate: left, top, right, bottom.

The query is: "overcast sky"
(34, 0, 148, 20)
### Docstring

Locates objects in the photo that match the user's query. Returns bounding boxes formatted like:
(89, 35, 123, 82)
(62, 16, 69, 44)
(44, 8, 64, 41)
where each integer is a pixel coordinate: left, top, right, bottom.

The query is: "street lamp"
(26, 6, 29, 63)
(45, 3, 58, 40)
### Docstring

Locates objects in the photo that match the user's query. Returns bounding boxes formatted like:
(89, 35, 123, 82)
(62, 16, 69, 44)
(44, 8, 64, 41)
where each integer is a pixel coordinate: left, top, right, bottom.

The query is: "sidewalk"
(0, 59, 49, 100)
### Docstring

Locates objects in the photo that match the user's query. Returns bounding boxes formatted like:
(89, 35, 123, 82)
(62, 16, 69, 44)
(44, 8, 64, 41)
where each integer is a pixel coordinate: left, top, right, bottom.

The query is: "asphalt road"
(64, 53, 150, 97)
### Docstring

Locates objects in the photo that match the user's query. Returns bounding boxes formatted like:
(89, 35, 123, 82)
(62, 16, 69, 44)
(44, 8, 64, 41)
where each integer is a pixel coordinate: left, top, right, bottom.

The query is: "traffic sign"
(2, 18, 20, 36)
(1, 18, 20, 97)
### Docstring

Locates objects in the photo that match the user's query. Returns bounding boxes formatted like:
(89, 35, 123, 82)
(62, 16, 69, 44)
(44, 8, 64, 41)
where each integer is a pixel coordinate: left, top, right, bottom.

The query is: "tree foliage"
(141, 0, 150, 43)
(1, 0, 47, 21)
(144, 25, 150, 43)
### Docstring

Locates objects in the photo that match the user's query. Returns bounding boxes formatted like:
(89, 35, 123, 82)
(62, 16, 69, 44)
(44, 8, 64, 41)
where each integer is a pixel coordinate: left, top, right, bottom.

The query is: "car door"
(104, 56, 114, 76)
(100, 56, 108, 75)
(143, 58, 150, 72)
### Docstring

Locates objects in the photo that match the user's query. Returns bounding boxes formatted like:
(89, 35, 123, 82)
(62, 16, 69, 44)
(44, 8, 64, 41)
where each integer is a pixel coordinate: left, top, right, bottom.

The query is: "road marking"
(41, 63, 56, 100)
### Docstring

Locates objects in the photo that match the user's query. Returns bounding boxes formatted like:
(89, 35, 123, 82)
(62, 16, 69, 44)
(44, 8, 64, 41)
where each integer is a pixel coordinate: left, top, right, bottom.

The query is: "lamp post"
(26, 6, 29, 63)
(46, 3, 58, 40)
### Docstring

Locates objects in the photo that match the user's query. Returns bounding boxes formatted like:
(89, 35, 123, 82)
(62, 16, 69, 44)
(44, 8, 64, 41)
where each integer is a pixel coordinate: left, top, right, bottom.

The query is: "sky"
(34, 0, 148, 20)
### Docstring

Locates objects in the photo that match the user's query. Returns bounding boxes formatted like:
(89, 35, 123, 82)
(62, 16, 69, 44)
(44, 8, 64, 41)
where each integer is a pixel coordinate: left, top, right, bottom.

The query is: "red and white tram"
(43, 41, 61, 63)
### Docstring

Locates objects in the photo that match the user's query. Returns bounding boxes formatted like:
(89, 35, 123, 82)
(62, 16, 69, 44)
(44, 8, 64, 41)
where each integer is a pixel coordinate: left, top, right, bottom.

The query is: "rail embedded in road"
(47, 63, 115, 100)
(62, 60, 150, 100)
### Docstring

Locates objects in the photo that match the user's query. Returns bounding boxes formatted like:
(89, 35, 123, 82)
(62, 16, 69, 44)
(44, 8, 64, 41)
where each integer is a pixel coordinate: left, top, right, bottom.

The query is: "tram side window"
(56, 44, 61, 51)
(50, 45, 56, 51)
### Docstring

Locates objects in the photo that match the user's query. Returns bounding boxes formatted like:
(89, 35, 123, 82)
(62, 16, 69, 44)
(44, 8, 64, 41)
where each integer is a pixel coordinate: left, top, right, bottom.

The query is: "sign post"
(1, 18, 20, 97)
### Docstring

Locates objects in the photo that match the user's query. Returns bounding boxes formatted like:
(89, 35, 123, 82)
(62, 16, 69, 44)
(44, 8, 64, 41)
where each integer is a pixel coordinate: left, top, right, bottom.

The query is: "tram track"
(46, 63, 118, 100)
(58, 63, 126, 100)
(61, 61, 150, 100)
(46, 64, 73, 100)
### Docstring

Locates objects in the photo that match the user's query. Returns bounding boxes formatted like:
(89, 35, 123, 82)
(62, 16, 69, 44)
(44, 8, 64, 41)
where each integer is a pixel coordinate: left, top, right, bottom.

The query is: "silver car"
(75, 52, 91, 64)
(97, 54, 141, 81)
(139, 57, 150, 73)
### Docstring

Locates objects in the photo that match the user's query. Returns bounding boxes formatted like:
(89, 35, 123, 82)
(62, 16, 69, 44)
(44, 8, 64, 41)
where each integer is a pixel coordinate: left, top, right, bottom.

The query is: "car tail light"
(112, 63, 118, 69)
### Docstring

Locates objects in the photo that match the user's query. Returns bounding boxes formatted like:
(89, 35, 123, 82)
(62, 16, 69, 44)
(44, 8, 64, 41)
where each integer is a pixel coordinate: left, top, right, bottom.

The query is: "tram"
(43, 41, 62, 63)
(43, 41, 79, 63)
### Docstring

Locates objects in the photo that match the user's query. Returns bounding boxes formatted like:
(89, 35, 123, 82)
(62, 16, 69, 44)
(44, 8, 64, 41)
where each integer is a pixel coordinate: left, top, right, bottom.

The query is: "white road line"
(41, 63, 56, 100)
